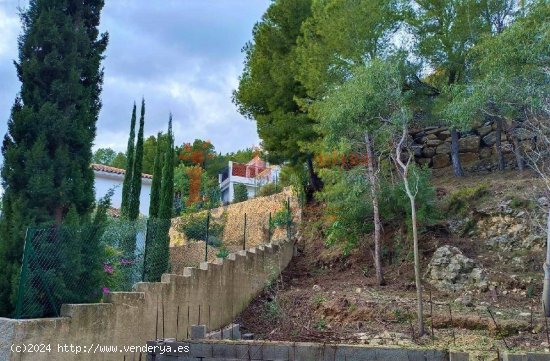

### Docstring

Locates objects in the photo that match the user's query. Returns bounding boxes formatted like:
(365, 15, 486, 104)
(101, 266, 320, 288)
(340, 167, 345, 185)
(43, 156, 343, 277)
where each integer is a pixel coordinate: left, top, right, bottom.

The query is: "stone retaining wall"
(143, 339, 550, 361)
(0, 239, 295, 361)
(410, 120, 535, 172)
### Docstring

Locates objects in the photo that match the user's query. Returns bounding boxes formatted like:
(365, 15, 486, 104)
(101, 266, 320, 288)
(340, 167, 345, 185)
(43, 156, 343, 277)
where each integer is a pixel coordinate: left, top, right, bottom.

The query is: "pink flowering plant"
(101, 245, 136, 297)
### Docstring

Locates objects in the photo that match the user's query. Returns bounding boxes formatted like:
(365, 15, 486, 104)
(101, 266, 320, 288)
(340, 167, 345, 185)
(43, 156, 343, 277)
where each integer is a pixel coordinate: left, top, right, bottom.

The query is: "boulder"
(426, 246, 488, 292)
(459, 152, 479, 164)
(426, 133, 439, 141)
(422, 147, 436, 158)
(483, 131, 497, 146)
(426, 127, 447, 135)
(458, 135, 480, 153)
(438, 130, 450, 140)
(426, 139, 442, 147)
(479, 147, 492, 159)
(477, 125, 493, 137)
(436, 142, 451, 154)
(432, 154, 450, 168)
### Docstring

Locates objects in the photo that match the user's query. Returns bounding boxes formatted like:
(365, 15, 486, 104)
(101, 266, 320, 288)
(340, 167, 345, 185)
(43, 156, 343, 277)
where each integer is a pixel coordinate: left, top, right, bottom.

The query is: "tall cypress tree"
(159, 115, 175, 220)
(0, 0, 108, 316)
(121, 103, 136, 217)
(146, 116, 174, 281)
(128, 99, 145, 220)
(148, 131, 164, 218)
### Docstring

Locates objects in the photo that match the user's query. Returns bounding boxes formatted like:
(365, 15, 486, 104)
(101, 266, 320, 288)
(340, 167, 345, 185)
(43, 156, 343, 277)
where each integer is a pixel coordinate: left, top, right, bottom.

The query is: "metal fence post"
(205, 211, 210, 262)
(268, 212, 272, 243)
(243, 213, 247, 251)
(286, 197, 291, 239)
(142, 219, 150, 282)
(15, 228, 32, 319)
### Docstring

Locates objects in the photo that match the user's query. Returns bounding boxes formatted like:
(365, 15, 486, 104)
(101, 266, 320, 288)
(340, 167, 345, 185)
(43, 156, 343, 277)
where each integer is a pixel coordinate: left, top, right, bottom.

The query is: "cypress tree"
(0, 0, 108, 316)
(128, 99, 145, 220)
(159, 115, 175, 221)
(148, 131, 164, 218)
(146, 116, 174, 281)
(121, 103, 136, 218)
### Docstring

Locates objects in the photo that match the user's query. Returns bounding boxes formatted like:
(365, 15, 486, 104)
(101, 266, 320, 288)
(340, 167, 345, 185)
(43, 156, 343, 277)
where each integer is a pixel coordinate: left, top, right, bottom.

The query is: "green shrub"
(257, 182, 282, 197)
(233, 184, 249, 203)
(447, 183, 489, 215)
(216, 246, 230, 259)
(176, 211, 225, 245)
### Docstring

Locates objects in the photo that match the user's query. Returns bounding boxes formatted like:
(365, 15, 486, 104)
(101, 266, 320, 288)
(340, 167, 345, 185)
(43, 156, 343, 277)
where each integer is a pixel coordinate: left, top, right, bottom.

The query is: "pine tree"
(121, 103, 137, 217)
(128, 99, 145, 221)
(148, 132, 164, 218)
(0, 0, 108, 316)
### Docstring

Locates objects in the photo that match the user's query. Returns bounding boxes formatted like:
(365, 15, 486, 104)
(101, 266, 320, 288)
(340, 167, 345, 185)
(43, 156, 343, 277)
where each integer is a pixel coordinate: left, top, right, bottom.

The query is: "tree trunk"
(365, 131, 385, 286)
(306, 154, 323, 193)
(396, 124, 425, 337)
(511, 134, 525, 171)
(495, 118, 506, 171)
(409, 195, 425, 336)
(543, 207, 550, 316)
(450, 128, 464, 177)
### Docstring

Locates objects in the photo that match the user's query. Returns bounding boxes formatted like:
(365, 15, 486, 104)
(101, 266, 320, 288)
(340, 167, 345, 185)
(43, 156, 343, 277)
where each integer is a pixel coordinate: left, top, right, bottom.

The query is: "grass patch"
(447, 183, 490, 215)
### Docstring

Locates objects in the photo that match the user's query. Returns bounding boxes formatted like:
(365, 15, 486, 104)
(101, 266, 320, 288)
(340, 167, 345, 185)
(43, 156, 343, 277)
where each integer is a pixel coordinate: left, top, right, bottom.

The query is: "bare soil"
(236, 171, 550, 359)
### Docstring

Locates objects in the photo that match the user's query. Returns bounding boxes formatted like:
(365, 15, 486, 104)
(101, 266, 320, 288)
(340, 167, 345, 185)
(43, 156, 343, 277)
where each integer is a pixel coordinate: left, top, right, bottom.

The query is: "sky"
(0, 0, 270, 154)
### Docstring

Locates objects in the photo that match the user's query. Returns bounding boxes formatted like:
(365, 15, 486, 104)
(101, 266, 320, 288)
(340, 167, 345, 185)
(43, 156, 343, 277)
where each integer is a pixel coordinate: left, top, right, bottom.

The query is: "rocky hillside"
(236, 171, 550, 359)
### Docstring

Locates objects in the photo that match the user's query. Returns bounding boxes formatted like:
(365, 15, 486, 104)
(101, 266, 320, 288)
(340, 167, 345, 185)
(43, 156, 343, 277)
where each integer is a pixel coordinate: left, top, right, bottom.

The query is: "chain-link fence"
(14, 218, 171, 319)
(171, 197, 296, 270)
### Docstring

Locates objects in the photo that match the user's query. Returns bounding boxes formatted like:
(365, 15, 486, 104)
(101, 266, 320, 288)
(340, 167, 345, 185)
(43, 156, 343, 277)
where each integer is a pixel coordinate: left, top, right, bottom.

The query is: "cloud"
(0, 0, 269, 155)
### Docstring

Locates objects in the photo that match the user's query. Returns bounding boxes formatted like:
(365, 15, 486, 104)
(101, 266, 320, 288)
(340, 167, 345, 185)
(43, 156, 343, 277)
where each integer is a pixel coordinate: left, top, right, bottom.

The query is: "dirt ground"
(235, 171, 550, 360)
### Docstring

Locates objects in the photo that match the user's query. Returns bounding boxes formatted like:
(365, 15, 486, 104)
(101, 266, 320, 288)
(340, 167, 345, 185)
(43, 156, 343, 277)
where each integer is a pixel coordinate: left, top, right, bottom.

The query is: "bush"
(176, 211, 225, 246)
(233, 184, 249, 203)
(257, 182, 283, 197)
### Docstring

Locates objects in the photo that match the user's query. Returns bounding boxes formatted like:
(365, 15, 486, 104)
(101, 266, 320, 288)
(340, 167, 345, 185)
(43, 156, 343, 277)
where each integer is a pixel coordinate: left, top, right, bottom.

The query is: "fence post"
(15, 228, 32, 319)
(142, 219, 150, 282)
(286, 197, 291, 239)
(268, 212, 272, 243)
(205, 211, 210, 262)
(243, 213, 247, 251)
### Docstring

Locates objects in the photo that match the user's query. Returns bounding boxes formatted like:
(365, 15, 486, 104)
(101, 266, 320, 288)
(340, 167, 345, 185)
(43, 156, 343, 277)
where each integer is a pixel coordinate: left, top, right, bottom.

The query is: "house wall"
(0, 239, 295, 361)
(94, 171, 152, 216)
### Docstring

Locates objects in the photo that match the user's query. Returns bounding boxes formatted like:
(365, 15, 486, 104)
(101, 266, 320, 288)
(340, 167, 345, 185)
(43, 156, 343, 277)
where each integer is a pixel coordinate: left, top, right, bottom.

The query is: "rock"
(417, 157, 432, 167)
(426, 127, 446, 135)
(411, 145, 423, 157)
(426, 139, 442, 147)
(426, 133, 439, 141)
(483, 131, 497, 146)
(436, 142, 451, 154)
(479, 147, 492, 159)
(422, 147, 436, 157)
(438, 130, 451, 140)
(313, 285, 321, 291)
(355, 287, 362, 294)
(459, 152, 479, 164)
(477, 125, 493, 137)
(511, 128, 534, 141)
(432, 154, 450, 168)
(455, 294, 474, 307)
(459, 135, 480, 152)
(426, 245, 488, 292)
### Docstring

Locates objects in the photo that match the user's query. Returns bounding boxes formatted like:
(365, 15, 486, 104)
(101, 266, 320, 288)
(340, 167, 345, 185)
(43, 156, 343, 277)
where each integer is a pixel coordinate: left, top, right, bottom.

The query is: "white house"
(92, 164, 153, 216)
(218, 156, 281, 204)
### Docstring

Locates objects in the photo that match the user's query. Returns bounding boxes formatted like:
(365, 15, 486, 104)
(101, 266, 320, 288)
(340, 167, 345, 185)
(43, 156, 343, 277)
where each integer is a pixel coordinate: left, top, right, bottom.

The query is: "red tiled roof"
(91, 163, 153, 179)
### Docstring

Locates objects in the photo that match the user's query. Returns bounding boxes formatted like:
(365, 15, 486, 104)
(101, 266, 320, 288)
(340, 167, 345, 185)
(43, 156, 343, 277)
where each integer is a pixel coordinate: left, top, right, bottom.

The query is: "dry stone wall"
(410, 120, 535, 172)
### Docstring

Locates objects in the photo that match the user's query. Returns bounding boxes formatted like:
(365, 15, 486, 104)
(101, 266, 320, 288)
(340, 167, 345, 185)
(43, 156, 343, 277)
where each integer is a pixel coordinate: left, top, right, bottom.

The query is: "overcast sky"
(0, 0, 269, 154)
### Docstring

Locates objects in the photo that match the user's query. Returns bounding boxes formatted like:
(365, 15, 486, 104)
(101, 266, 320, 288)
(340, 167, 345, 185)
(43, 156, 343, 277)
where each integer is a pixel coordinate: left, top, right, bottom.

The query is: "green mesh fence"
(14, 218, 171, 319)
